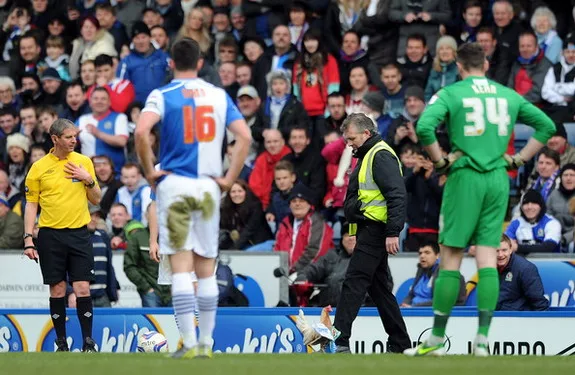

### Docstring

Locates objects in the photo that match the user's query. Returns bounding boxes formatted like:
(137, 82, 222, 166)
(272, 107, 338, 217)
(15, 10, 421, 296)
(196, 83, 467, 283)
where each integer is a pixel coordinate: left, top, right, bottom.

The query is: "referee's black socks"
(76, 296, 94, 341)
(49, 297, 67, 339)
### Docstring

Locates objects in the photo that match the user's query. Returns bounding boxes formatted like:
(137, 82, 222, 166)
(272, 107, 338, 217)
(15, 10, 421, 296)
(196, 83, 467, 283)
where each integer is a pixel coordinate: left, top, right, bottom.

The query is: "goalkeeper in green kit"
(404, 43, 556, 357)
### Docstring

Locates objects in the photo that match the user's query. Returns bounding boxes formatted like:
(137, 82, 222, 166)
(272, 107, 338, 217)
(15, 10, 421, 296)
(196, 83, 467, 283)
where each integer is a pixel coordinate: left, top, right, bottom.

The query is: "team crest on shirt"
(25, 186, 29, 193)
(104, 121, 113, 130)
(537, 228, 545, 238)
(134, 198, 141, 207)
(505, 272, 513, 282)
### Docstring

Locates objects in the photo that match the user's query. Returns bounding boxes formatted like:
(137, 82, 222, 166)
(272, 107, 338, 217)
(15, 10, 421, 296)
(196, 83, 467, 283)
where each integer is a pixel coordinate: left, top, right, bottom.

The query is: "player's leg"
(333, 222, 386, 352)
(38, 228, 69, 352)
(471, 169, 509, 356)
(366, 252, 411, 353)
(193, 254, 218, 355)
(68, 227, 97, 352)
(157, 175, 199, 357)
(169, 252, 197, 353)
(192, 179, 222, 358)
(405, 169, 481, 356)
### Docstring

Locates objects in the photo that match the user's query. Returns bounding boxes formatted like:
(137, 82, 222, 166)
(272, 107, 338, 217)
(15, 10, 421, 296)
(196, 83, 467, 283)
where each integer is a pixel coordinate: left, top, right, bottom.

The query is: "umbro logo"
(84, 312, 92, 318)
(90, 269, 95, 274)
(52, 314, 60, 319)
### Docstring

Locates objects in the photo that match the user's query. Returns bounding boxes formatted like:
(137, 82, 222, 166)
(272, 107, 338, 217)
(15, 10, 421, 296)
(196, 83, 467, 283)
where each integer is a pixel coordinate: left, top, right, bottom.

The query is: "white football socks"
(196, 275, 219, 346)
(171, 272, 197, 349)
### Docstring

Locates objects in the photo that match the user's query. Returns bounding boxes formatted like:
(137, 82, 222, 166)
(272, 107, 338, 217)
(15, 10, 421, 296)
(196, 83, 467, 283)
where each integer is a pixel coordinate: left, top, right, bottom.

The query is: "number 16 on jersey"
(182, 105, 216, 144)
(463, 97, 510, 137)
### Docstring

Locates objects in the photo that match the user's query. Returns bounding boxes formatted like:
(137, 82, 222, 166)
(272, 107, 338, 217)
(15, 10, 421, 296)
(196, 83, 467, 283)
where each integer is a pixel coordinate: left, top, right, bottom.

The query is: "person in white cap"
(6, 132, 30, 189)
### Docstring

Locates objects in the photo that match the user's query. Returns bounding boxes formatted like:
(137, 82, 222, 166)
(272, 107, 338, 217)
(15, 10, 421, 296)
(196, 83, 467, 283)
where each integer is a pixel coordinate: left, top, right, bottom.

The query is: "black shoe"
(82, 337, 98, 352)
(335, 345, 351, 353)
(55, 338, 69, 352)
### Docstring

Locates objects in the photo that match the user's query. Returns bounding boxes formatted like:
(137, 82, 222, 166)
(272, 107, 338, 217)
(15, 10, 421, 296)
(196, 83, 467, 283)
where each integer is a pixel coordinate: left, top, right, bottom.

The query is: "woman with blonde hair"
(424, 35, 458, 102)
(531, 6, 563, 64)
(177, 7, 212, 58)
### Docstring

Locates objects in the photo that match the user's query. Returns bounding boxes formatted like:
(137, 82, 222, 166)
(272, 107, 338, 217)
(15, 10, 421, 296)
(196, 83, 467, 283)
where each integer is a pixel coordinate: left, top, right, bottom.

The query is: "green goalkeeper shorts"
(439, 167, 509, 248)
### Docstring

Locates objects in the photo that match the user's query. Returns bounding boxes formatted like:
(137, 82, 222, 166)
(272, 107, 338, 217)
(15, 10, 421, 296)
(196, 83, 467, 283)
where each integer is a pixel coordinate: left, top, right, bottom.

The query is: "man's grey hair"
(49, 118, 76, 137)
(340, 113, 377, 135)
(493, 0, 514, 14)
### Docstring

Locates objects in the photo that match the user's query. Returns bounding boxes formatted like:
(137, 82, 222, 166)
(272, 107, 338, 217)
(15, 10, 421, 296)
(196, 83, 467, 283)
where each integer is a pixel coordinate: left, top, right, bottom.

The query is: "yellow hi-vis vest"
(357, 140, 402, 223)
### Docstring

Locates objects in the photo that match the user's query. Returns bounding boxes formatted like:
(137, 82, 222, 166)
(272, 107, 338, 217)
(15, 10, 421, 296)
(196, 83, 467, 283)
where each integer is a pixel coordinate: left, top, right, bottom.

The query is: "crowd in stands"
(0, 0, 574, 308)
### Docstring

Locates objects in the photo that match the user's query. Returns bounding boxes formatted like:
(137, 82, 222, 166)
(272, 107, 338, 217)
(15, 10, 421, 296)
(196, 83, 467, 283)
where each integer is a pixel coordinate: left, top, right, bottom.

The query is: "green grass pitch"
(1, 353, 574, 375)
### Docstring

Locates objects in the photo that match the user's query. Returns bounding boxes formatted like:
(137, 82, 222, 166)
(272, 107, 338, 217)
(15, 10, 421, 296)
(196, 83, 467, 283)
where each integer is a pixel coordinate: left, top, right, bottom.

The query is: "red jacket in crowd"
(248, 145, 292, 209)
(274, 211, 334, 273)
(293, 54, 340, 116)
(87, 78, 136, 114)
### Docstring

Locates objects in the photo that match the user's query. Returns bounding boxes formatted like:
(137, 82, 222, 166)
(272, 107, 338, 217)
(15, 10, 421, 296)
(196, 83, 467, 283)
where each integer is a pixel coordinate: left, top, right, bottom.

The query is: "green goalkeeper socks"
(430, 270, 461, 339)
(476, 267, 499, 337)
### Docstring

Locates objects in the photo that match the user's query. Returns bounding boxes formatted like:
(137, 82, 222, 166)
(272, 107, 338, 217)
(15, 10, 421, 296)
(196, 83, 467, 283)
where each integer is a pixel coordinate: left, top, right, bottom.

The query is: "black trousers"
(334, 221, 411, 352)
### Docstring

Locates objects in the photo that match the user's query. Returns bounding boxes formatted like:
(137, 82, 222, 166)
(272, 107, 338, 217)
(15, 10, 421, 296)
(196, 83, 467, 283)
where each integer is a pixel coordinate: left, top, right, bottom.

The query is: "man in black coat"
(282, 125, 326, 207)
(493, 0, 523, 86)
(332, 113, 411, 354)
(250, 25, 297, 99)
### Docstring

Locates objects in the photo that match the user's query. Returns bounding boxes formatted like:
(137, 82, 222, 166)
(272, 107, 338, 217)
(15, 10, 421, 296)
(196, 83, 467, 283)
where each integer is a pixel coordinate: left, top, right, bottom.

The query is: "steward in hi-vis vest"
(332, 113, 411, 354)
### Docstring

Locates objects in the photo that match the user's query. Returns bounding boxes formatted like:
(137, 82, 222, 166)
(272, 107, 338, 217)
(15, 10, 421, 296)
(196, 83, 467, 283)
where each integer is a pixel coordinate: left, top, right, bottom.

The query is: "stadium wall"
(0, 252, 574, 308)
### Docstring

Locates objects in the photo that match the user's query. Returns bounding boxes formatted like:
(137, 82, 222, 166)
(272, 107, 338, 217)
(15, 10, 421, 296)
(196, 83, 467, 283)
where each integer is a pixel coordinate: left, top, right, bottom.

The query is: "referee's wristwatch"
(23, 233, 33, 240)
(84, 179, 96, 189)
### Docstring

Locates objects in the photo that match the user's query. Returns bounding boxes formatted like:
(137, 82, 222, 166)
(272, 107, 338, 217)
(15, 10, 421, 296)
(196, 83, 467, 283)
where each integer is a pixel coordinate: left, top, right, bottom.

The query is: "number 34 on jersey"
(462, 97, 510, 137)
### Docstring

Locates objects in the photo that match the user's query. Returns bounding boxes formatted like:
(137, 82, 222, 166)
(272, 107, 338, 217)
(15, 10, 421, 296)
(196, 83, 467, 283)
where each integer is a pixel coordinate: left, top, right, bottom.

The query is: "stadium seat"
(565, 122, 575, 145)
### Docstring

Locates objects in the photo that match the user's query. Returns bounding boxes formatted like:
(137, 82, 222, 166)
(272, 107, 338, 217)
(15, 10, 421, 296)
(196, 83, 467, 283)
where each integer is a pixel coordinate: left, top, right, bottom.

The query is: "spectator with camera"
(389, 0, 452, 59)
(496, 234, 549, 311)
(386, 86, 425, 153)
(295, 222, 356, 307)
(403, 148, 444, 252)
(505, 189, 562, 254)
(401, 242, 465, 307)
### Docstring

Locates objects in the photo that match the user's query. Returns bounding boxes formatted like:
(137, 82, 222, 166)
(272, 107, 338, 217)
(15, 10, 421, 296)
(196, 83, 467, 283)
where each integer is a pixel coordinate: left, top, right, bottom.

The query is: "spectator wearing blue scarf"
(531, 6, 562, 64)
(401, 242, 466, 307)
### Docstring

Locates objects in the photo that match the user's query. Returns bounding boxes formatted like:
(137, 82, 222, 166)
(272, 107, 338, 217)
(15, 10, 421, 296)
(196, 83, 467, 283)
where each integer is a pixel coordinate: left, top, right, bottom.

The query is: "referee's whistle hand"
(385, 237, 400, 255)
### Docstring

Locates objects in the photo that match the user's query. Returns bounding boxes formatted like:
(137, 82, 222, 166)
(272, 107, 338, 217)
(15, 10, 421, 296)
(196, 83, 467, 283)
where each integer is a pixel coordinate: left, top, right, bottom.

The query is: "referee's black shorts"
(37, 226, 95, 285)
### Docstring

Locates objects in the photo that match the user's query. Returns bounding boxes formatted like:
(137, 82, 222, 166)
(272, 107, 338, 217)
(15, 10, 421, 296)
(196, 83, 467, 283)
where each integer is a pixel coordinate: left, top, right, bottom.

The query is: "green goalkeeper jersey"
(416, 75, 556, 173)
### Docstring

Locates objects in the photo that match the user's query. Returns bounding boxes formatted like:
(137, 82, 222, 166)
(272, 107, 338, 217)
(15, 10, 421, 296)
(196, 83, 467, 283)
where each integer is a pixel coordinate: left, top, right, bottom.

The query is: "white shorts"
(156, 174, 221, 258)
(157, 255, 198, 285)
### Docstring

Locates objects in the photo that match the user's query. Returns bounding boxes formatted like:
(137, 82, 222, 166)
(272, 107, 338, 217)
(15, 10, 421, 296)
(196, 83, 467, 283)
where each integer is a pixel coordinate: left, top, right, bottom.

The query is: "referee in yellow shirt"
(23, 118, 102, 352)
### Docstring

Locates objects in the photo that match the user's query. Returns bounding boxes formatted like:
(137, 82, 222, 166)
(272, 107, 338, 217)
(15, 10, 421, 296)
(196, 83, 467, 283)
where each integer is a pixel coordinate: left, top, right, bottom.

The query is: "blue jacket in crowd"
(497, 253, 549, 311)
(117, 47, 171, 103)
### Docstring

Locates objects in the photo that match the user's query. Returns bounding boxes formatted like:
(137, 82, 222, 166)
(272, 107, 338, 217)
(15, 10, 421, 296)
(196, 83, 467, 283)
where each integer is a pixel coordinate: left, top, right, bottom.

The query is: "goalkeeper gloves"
(433, 151, 462, 175)
(504, 153, 525, 170)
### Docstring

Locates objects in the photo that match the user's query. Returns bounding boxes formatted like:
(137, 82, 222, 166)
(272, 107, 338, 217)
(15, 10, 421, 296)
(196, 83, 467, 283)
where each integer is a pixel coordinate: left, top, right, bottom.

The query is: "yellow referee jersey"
(25, 150, 98, 229)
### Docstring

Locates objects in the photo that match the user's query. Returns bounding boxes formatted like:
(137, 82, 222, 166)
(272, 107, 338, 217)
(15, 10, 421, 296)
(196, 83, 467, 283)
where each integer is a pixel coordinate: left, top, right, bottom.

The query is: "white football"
(137, 331, 169, 353)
